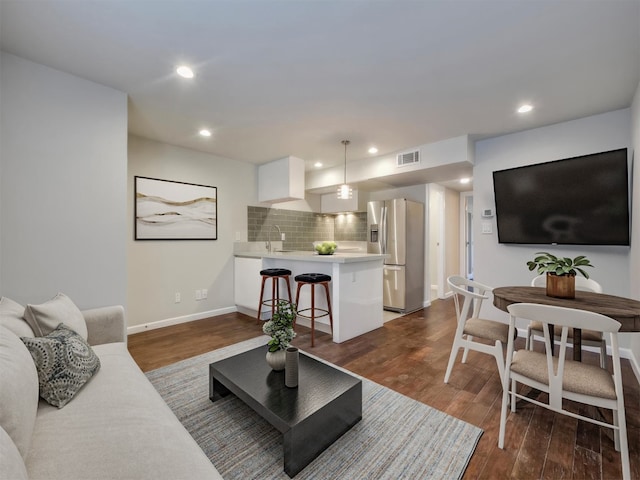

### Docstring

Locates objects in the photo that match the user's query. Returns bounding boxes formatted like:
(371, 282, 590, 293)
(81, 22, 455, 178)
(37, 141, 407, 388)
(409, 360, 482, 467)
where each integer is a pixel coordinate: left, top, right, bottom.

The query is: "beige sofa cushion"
(0, 297, 34, 338)
(0, 326, 39, 460)
(27, 342, 221, 480)
(0, 425, 28, 480)
(24, 293, 88, 340)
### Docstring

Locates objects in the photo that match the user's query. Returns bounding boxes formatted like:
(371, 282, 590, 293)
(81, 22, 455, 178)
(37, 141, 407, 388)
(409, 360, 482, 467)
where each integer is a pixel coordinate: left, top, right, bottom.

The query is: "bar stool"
(294, 273, 333, 347)
(256, 268, 293, 324)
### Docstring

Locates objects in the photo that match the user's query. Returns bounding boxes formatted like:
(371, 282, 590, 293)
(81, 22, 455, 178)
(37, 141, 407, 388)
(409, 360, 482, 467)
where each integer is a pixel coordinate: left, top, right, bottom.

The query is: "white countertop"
(234, 250, 387, 263)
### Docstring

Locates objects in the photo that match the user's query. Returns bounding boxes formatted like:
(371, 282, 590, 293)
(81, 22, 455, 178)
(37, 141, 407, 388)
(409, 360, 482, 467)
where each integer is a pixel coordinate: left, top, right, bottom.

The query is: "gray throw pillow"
(21, 324, 100, 408)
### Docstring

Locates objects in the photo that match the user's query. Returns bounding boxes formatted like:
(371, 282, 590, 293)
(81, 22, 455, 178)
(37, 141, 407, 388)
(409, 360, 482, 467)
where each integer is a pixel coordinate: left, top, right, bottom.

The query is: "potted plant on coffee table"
(262, 300, 297, 371)
(526, 251, 594, 299)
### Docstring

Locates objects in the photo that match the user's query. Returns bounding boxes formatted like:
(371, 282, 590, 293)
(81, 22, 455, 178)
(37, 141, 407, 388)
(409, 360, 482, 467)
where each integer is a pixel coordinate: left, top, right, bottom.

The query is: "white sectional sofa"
(0, 298, 222, 480)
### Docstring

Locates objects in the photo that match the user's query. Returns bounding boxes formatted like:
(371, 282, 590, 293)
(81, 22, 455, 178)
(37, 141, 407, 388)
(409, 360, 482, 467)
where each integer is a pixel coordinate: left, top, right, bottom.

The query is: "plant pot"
(546, 273, 575, 299)
(265, 349, 286, 371)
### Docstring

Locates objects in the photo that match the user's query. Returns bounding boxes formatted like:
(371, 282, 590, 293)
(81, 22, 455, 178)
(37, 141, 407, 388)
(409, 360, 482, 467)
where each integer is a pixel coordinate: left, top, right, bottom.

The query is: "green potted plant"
(526, 251, 594, 298)
(262, 300, 297, 370)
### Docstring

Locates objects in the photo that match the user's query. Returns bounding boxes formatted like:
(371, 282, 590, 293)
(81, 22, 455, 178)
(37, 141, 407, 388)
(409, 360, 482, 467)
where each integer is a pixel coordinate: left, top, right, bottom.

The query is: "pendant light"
(337, 139, 352, 199)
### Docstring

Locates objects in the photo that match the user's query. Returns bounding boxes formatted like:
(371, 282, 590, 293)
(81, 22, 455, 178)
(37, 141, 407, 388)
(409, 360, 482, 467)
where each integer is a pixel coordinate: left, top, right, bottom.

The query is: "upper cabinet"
(258, 156, 305, 203)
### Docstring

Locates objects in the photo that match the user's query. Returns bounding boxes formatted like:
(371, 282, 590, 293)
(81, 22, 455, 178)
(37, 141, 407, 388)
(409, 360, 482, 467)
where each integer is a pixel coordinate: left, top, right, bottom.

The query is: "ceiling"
(1, 1, 639, 188)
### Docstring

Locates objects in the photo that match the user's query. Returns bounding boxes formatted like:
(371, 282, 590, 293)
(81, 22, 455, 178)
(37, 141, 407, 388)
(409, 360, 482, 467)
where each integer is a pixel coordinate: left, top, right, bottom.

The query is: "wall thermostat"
(482, 209, 494, 218)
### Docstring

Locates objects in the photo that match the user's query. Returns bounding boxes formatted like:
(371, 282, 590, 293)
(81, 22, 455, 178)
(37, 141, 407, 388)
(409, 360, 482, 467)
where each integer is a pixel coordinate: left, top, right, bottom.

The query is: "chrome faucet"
(266, 224, 282, 252)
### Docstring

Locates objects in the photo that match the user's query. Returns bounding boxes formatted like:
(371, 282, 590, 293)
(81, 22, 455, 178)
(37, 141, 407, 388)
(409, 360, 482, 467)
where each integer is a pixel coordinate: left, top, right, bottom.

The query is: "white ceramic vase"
(265, 349, 286, 371)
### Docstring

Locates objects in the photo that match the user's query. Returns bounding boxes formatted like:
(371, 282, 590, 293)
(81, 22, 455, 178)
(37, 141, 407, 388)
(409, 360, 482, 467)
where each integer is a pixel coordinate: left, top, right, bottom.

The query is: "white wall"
(630, 82, 640, 300)
(127, 136, 257, 328)
(628, 81, 640, 373)
(473, 108, 634, 347)
(444, 187, 460, 286)
(429, 185, 443, 299)
(0, 52, 127, 309)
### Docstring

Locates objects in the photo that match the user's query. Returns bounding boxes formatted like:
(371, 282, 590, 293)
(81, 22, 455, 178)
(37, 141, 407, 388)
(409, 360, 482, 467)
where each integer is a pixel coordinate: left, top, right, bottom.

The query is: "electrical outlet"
(195, 289, 202, 300)
(281, 232, 286, 241)
(202, 289, 208, 299)
(175, 292, 181, 303)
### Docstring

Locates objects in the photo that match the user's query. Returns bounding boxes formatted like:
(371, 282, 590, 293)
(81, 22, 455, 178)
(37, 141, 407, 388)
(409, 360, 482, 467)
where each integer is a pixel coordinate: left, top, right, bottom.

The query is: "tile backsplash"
(248, 206, 367, 251)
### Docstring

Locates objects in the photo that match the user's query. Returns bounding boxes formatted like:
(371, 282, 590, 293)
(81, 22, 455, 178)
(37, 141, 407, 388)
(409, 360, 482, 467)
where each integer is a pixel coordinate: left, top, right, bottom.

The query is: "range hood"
(258, 156, 305, 203)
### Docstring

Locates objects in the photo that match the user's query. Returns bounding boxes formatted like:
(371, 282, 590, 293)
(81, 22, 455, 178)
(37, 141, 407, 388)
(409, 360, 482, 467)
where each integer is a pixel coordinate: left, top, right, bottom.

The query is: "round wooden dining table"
(493, 286, 640, 361)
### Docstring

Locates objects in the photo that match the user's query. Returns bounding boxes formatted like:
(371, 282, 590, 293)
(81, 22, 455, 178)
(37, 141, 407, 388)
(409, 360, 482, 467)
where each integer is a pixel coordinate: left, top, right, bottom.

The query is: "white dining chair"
(499, 303, 630, 480)
(527, 274, 607, 367)
(445, 275, 509, 384)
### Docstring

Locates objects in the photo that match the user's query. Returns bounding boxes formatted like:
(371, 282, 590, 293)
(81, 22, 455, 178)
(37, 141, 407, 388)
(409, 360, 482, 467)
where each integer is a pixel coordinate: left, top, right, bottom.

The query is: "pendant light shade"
(337, 140, 352, 199)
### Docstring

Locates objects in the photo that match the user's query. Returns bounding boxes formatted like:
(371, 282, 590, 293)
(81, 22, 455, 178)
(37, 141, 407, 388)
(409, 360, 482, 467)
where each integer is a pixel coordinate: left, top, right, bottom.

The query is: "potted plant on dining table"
(526, 251, 594, 299)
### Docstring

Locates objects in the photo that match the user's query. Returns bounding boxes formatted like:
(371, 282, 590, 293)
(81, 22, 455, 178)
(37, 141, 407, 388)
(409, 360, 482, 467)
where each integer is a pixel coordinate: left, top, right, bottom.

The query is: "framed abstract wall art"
(135, 176, 217, 240)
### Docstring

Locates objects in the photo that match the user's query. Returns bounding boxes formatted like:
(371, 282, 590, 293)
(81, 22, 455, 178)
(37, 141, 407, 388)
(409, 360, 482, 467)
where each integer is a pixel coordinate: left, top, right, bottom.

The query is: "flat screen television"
(492, 148, 630, 245)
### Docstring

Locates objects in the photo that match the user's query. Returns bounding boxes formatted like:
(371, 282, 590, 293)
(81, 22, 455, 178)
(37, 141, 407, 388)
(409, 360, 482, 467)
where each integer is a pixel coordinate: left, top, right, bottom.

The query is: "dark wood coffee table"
(209, 346, 362, 477)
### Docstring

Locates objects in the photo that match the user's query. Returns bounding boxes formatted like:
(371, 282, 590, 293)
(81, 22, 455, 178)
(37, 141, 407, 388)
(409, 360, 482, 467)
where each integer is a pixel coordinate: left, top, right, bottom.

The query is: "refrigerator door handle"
(381, 205, 387, 254)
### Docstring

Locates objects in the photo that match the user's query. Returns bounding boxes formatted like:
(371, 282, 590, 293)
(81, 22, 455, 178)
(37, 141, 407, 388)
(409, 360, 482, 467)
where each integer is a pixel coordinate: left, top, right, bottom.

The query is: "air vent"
(396, 150, 420, 167)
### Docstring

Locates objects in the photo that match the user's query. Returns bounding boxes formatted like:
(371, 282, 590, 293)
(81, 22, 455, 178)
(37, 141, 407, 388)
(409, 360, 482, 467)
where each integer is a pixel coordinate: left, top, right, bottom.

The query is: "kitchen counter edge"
(234, 251, 387, 263)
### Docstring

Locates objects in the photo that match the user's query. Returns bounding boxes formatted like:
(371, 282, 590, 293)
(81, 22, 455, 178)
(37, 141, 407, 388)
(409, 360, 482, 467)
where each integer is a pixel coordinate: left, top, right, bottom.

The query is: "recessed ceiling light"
(314, 162, 323, 168)
(199, 129, 211, 137)
(517, 104, 533, 113)
(176, 65, 194, 79)
(460, 177, 471, 184)
(368, 146, 378, 154)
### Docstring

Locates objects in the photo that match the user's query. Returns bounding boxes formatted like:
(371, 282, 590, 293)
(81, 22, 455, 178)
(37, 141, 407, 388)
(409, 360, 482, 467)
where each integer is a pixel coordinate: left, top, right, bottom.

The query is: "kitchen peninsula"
(234, 250, 386, 343)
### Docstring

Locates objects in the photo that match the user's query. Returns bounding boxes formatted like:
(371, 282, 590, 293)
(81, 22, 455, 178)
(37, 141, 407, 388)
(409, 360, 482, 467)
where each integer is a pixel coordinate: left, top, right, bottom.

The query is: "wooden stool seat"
(294, 273, 333, 347)
(256, 268, 293, 323)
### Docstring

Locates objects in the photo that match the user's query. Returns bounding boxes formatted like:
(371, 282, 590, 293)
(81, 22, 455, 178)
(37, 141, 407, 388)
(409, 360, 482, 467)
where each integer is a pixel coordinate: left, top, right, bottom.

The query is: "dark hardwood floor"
(128, 298, 639, 479)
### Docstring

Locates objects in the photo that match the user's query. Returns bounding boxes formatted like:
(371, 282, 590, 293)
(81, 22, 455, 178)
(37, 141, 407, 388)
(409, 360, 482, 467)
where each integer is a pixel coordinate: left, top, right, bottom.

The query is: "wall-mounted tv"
(492, 148, 630, 246)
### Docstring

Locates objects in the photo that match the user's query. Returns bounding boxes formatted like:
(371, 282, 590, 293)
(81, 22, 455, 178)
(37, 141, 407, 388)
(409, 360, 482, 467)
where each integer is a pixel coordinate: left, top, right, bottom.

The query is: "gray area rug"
(146, 336, 482, 479)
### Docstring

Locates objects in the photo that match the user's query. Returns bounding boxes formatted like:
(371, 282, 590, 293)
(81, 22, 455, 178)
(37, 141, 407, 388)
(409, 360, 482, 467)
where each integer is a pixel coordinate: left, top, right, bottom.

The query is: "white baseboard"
(127, 306, 238, 335)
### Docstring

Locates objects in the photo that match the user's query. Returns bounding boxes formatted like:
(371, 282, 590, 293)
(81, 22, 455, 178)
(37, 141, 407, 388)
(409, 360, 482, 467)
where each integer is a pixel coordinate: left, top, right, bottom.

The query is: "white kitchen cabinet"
(234, 256, 263, 314)
(320, 189, 367, 213)
(258, 156, 305, 203)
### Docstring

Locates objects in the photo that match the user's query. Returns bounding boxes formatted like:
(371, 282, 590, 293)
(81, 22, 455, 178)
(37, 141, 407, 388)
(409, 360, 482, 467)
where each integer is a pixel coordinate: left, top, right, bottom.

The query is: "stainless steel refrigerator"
(367, 198, 424, 313)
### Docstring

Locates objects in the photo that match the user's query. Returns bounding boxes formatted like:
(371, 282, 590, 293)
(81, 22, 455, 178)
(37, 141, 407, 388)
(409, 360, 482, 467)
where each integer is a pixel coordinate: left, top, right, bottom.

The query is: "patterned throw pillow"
(21, 324, 100, 408)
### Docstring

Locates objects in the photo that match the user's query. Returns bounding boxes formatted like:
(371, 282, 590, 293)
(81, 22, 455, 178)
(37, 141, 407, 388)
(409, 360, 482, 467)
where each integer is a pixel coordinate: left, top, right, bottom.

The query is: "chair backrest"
(506, 303, 621, 408)
(530, 274, 603, 293)
(447, 275, 492, 322)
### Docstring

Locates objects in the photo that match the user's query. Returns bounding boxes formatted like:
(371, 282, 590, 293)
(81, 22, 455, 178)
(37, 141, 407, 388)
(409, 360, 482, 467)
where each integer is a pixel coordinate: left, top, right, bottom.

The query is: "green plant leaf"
(528, 251, 592, 278)
(575, 267, 590, 279)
